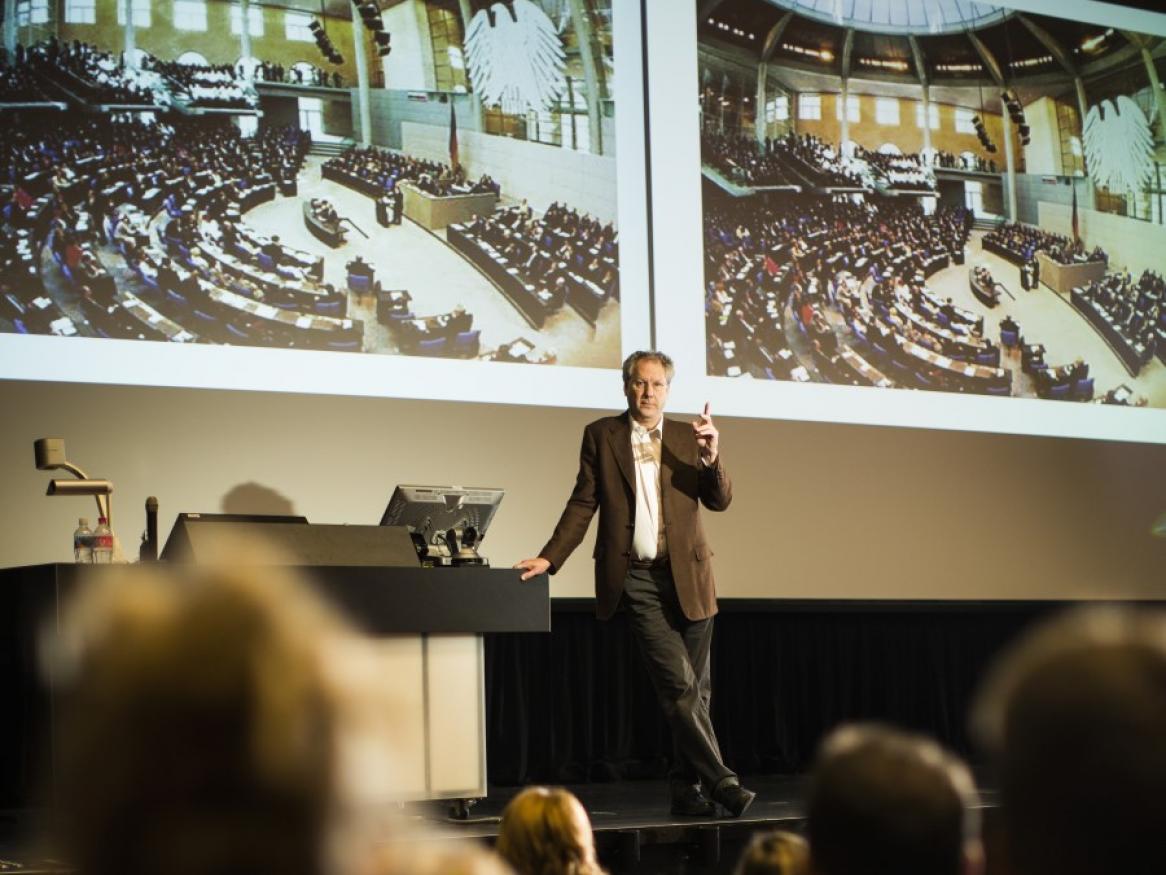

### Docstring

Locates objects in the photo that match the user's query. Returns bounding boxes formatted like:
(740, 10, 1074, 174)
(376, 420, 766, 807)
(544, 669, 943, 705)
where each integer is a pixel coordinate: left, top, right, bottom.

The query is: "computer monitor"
(380, 485, 504, 553)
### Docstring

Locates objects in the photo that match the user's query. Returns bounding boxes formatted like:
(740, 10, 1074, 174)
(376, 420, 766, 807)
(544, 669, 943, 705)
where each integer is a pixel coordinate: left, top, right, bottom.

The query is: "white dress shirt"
(630, 417, 665, 561)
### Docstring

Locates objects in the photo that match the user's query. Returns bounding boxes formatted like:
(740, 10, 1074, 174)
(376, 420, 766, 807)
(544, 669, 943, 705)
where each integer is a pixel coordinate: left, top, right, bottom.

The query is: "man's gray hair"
(622, 351, 675, 387)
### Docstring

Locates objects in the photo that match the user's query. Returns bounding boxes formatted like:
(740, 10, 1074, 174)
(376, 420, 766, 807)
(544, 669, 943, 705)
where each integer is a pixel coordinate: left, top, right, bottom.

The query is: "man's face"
(625, 359, 669, 426)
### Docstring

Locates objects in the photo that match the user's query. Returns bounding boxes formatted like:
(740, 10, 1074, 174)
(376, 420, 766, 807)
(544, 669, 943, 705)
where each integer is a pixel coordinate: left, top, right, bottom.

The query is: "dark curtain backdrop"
(483, 599, 1076, 786)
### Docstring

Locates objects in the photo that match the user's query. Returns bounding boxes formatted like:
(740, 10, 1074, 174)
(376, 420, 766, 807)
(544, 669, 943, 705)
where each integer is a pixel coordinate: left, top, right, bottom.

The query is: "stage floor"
(0, 776, 1000, 875)
(407, 775, 1000, 874)
(427, 775, 811, 837)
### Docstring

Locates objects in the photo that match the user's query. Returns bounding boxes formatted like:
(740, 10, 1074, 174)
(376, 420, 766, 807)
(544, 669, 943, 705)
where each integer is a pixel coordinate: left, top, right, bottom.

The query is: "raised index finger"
(702, 402, 712, 419)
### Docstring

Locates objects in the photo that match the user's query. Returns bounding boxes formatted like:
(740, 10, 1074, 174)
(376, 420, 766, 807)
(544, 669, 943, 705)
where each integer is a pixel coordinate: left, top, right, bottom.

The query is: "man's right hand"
(514, 557, 551, 581)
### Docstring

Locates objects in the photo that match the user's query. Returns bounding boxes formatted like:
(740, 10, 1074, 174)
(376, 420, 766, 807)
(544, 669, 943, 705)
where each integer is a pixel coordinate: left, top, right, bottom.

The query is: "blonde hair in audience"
(366, 841, 514, 875)
(734, 830, 809, 875)
(495, 786, 606, 875)
(47, 548, 399, 875)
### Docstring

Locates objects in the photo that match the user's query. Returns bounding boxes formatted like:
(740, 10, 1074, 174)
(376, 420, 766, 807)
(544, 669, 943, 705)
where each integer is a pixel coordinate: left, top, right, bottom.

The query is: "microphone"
(143, 496, 159, 561)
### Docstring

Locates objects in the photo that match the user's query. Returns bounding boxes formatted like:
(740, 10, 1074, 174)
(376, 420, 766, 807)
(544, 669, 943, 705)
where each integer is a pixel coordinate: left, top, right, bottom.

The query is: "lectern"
(0, 558, 549, 810)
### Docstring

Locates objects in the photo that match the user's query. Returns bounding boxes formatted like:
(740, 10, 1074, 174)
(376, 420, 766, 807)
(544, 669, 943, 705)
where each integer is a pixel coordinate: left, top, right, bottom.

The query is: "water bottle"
(93, 516, 113, 564)
(73, 517, 93, 563)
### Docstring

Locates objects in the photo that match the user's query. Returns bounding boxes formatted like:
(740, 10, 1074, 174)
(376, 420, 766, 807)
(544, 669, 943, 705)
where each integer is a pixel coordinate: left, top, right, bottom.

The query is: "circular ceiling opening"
(764, 0, 1013, 36)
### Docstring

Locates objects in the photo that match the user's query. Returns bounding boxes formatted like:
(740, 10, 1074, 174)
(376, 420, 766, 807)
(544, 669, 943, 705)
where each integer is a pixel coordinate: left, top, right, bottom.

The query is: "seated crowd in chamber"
(8, 40, 272, 110)
(852, 145, 936, 192)
(325, 146, 457, 193)
(701, 132, 942, 193)
(701, 132, 798, 187)
(769, 133, 863, 189)
(413, 167, 500, 198)
(0, 54, 51, 103)
(983, 222, 1107, 266)
(0, 110, 574, 361)
(153, 59, 255, 109)
(0, 113, 337, 346)
(703, 190, 1020, 392)
(1076, 269, 1163, 355)
(28, 39, 160, 106)
(461, 199, 619, 310)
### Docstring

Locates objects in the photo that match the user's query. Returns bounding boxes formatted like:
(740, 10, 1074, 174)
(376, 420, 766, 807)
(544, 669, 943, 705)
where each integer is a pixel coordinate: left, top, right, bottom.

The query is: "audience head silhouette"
(972, 608, 1166, 875)
(48, 556, 385, 875)
(807, 723, 981, 875)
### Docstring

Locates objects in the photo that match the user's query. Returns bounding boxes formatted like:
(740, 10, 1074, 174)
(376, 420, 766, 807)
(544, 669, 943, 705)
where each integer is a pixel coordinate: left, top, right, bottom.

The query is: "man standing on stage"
(515, 351, 755, 818)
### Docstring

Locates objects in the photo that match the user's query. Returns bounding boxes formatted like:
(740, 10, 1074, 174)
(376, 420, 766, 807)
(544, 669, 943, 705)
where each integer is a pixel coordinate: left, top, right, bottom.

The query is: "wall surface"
(361, 89, 482, 151)
(258, 94, 299, 128)
(322, 94, 354, 137)
(2, 381, 1163, 602)
(380, 0, 435, 91)
(1022, 96, 1064, 177)
(793, 93, 1016, 167)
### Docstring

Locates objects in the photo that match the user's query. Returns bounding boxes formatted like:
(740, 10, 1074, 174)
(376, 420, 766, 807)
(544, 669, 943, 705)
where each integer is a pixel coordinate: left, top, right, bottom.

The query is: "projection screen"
(1, 0, 1164, 447)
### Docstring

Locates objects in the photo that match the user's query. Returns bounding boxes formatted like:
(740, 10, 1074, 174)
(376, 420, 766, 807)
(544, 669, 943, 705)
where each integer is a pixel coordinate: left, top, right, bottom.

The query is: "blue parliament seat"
(418, 336, 449, 356)
(453, 329, 481, 357)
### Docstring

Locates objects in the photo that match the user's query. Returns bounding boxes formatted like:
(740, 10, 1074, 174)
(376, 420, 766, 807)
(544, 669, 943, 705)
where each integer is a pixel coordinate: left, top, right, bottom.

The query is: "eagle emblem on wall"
(1082, 96, 1155, 199)
(464, 0, 567, 116)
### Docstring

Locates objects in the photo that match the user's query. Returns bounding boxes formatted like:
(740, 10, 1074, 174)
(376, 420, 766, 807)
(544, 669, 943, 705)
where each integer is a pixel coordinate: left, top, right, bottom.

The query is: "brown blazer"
(539, 412, 732, 621)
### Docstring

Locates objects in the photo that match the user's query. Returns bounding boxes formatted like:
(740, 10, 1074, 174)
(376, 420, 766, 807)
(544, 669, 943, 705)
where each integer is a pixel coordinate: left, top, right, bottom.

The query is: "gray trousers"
(621, 565, 736, 794)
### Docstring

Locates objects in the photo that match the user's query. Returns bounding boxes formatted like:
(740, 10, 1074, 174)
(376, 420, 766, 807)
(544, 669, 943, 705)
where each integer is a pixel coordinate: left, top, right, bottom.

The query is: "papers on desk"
(32, 296, 52, 310)
(50, 317, 77, 337)
(790, 366, 811, 382)
(257, 304, 278, 319)
(295, 315, 312, 329)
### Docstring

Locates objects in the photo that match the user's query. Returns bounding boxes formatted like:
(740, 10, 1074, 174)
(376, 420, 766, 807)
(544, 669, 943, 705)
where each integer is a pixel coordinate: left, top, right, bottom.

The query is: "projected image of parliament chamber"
(698, 0, 1166, 410)
(0, 0, 620, 369)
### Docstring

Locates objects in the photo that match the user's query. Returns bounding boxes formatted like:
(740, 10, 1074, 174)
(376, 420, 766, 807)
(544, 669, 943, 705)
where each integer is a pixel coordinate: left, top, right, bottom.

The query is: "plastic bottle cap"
(98, 516, 108, 525)
(79, 518, 89, 527)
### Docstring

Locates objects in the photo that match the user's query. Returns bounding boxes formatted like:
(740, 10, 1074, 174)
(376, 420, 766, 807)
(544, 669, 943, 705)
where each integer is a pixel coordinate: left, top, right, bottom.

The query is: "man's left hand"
(693, 401, 718, 464)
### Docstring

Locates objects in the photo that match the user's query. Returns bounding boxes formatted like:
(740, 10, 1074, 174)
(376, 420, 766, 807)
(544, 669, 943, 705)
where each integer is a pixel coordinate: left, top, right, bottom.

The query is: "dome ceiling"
(764, 0, 1011, 36)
